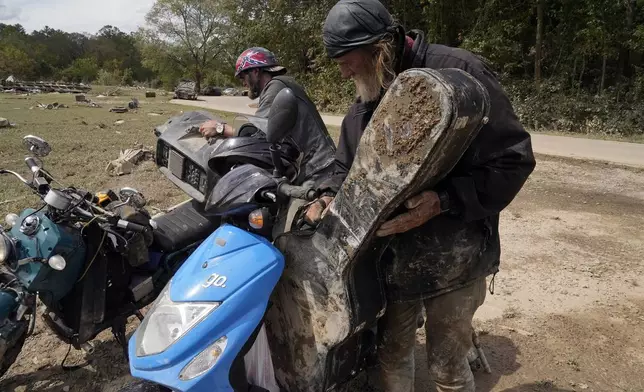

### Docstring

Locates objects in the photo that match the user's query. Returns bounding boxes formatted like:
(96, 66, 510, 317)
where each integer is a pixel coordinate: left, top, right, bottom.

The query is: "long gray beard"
(354, 73, 382, 103)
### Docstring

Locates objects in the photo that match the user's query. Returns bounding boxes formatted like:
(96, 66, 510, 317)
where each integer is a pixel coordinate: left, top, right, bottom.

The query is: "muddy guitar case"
(265, 68, 491, 391)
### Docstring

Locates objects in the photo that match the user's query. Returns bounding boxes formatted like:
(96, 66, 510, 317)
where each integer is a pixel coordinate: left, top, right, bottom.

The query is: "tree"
(142, 0, 230, 92)
(62, 57, 99, 83)
(0, 45, 35, 79)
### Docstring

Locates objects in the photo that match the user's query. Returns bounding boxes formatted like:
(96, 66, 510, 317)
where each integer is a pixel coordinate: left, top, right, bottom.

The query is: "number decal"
(203, 273, 227, 288)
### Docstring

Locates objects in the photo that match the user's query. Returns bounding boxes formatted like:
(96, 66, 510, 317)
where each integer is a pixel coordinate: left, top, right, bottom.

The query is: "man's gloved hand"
(304, 196, 334, 224)
(376, 190, 441, 237)
(199, 120, 231, 138)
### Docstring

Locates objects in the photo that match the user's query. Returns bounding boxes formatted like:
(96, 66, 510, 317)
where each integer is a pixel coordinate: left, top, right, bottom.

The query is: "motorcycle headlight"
(135, 282, 220, 357)
(0, 233, 12, 263)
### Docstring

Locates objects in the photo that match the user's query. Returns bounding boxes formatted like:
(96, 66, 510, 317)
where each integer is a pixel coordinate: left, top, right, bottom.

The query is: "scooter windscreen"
(204, 164, 278, 216)
(207, 135, 301, 182)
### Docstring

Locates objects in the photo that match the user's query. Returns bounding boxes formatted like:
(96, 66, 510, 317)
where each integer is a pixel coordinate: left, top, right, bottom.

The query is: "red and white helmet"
(235, 47, 286, 77)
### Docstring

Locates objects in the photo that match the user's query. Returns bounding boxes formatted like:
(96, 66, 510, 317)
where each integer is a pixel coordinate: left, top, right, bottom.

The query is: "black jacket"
(318, 30, 536, 302)
(255, 75, 337, 185)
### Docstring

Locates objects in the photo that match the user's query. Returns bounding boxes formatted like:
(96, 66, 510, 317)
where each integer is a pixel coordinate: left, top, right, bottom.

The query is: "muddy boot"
(467, 345, 482, 372)
(468, 331, 491, 374)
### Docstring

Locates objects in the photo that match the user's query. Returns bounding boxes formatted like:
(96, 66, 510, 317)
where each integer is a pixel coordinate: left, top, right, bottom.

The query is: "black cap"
(323, 0, 395, 59)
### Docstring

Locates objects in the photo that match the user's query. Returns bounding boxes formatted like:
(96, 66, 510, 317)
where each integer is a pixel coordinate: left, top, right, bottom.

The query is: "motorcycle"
(124, 68, 493, 391)
(0, 134, 222, 376)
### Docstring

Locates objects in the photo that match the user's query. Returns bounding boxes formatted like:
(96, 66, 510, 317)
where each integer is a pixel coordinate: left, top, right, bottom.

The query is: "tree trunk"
(577, 57, 585, 95)
(571, 57, 577, 90)
(619, 0, 635, 78)
(600, 54, 607, 95)
(535, 0, 544, 92)
(194, 68, 202, 94)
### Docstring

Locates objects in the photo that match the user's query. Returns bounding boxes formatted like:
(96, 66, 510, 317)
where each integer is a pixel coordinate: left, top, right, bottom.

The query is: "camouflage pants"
(377, 277, 487, 392)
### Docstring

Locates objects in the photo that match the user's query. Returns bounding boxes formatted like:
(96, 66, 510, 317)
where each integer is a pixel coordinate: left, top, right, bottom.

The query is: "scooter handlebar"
(277, 183, 318, 201)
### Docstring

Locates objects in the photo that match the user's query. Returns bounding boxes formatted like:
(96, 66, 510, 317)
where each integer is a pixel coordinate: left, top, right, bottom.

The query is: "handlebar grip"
(116, 219, 149, 233)
(278, 183, 318, 201)
(24, 157, 40, 173)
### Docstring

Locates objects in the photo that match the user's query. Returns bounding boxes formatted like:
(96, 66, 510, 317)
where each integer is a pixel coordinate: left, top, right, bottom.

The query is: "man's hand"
(199, 120, 231, 138)
(376, 191, 441, 237)
(304, 196, 334, 224)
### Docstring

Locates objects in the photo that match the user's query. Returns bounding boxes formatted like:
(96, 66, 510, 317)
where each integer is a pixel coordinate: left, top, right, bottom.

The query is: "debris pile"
(33, 102, 68, 110)
(0, 117, 14, 128)
(128, 98, 139, 109)
(105, 147, 154, 176)
(74, 94, 102, 108)
(109, 98, 140, 113)
(2, 76, 91, 94)
(104, 87, 122, 97)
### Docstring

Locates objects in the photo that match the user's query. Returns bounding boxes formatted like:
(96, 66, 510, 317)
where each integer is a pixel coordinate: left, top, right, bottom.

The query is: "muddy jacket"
(252, 75, 337, 185)
(318, 30, 536, 302)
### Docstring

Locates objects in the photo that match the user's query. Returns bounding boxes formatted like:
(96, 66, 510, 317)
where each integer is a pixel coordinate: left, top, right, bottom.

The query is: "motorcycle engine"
(107, 202, 153, 268)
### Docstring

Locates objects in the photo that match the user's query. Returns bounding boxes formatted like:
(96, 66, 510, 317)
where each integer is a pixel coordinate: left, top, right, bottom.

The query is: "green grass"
(0, 88, 236, 218)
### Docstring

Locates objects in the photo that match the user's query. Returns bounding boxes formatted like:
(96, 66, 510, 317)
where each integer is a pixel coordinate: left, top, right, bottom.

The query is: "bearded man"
(306, 1, 536, 391)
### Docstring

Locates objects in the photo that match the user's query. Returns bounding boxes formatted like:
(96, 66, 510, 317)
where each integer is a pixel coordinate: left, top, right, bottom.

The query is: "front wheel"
(0, 319, 28, 377)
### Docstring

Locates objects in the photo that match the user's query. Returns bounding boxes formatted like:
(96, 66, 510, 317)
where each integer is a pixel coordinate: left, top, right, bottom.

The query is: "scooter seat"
(151, 201, 219, 253)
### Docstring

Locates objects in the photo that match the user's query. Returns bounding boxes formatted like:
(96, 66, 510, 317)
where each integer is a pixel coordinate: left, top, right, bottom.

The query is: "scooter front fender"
(128, 224, 284, 391)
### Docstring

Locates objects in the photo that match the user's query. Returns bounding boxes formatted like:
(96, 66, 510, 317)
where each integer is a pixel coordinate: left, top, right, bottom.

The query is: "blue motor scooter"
(125, 88, 319, 391)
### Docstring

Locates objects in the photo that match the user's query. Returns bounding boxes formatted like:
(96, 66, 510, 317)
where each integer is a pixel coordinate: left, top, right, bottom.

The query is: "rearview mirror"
(22, 135, 51, 157)
(119, 187, 146, 208)
(266, 88, 298, 144)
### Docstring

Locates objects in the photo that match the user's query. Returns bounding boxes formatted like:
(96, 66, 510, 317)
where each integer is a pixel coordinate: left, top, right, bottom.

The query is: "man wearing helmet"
(306, 1, 536, 391)
(199, 47, 336, 186)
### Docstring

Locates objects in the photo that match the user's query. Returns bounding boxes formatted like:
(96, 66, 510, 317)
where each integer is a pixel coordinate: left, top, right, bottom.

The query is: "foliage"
(2, 0, 644, 136)
(0, 45, 35, 79)
(61, 57, 99, 83)
(95, 69, 122, 86)
(140, 0, 231, 92)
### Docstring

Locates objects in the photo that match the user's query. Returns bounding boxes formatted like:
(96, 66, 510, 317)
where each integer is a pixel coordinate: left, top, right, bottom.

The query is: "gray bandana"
(323, 0, 395, 58)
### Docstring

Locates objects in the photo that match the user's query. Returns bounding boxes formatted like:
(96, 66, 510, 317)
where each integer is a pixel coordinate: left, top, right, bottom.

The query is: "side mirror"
(119, 187, 147, 208)
(266, 88, 298, 144)
(22, 135, 51, 157)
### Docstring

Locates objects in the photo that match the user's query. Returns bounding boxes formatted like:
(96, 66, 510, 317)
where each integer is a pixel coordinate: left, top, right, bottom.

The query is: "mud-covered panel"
(266, 68, 490, 392)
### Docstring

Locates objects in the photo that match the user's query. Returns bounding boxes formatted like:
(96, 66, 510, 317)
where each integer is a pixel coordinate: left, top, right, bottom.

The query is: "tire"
(0, 323, 28, 378)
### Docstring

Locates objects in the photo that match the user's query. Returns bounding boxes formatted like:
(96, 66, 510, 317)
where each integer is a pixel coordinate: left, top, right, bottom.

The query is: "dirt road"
(1, 153, 643, 391)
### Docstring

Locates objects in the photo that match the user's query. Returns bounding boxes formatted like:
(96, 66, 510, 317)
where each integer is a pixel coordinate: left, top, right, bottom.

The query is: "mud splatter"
(371, 74, 442, 166)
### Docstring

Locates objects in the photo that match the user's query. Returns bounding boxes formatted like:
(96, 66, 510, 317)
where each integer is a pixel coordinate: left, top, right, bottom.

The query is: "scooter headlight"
(179, 335, 228, 380)
(136, 282, 220, 357)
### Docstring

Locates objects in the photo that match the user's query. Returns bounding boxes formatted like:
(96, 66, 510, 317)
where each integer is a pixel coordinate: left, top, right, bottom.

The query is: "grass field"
(0, 88, 242, 218)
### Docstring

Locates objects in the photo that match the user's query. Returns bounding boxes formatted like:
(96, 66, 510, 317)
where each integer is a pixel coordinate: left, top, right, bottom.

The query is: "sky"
(0, 0, 156, 34)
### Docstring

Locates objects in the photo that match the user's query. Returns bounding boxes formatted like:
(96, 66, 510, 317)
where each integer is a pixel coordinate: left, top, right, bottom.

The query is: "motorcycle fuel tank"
(9, 209, 86, 302)
(128, 224, 284, 391)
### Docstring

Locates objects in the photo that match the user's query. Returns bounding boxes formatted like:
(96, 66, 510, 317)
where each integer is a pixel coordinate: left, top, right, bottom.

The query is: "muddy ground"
(1, 142, 643, 391)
